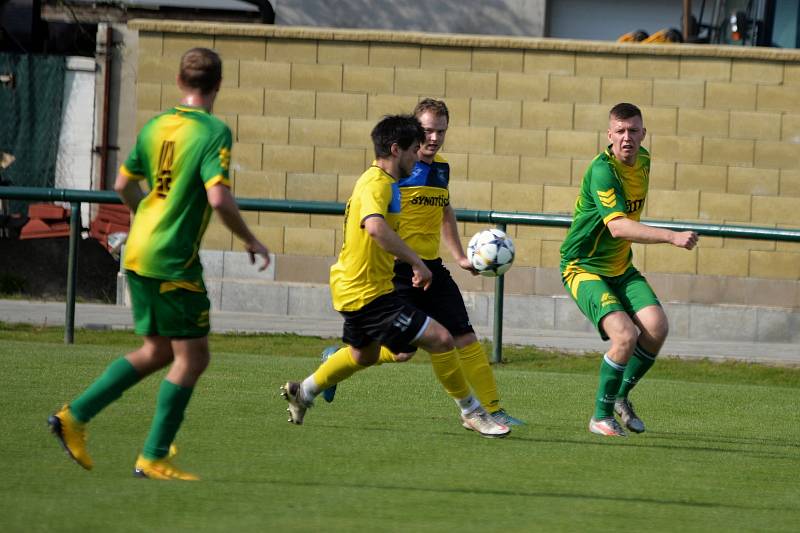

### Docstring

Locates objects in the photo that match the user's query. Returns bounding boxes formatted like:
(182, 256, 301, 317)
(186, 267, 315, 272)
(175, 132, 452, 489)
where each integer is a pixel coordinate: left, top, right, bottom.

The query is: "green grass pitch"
(0, 324, 798, 532)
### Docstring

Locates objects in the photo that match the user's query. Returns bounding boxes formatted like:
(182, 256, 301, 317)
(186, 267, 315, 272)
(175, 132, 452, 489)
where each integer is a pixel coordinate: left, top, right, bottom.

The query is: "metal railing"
(3, 186, 800, 361)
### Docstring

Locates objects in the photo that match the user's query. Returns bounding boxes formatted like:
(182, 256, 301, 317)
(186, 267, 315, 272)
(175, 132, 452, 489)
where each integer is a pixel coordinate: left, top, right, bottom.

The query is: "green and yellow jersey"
(560, 145, 650, 278)
(396, 154, 450, 260)
(120, 105, 231, 281)
(330, 165, 402, 312)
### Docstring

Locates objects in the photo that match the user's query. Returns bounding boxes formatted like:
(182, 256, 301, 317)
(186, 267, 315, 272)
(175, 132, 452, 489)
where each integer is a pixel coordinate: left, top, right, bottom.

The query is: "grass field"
(1, 323, 798, 532)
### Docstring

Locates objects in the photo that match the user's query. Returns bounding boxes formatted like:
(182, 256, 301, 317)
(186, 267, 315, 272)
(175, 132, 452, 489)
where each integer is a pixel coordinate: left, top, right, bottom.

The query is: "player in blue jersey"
(322, 98, 524, 430)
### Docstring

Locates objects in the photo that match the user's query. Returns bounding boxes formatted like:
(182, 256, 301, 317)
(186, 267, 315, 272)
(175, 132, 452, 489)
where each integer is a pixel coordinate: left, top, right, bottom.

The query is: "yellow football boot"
(48, 405, 93, 470)
(133, 451, 199, 481)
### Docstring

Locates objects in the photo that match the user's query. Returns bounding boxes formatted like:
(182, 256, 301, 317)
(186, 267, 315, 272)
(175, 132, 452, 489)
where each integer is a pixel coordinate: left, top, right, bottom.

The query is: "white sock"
(455, 395, 481, 415)
(301, 376, 320, 403)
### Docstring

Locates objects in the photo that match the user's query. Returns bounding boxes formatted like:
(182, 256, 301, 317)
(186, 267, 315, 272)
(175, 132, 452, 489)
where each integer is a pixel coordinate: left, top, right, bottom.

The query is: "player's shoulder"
(140, 108, 174, 132)
(198, 111, 232, 137)
(637, 145, 651, 164)
(433, 153, 449, 164)
(358, 165, 392, 188)
(589, 148, 616, 175)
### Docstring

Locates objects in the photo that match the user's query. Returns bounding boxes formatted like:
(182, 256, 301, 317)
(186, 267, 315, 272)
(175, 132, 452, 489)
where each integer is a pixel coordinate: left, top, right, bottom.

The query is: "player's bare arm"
(207, 184, 271, 270)
(607, 216, 698, 249)
(362, 215, 432, 289)
(441, 204, 477, 274)
(114, 172, 145, 212)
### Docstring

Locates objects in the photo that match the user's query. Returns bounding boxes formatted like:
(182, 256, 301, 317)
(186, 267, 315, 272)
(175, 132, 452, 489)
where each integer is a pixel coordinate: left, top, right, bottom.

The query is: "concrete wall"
(116, 249, 800, 344)
(128, 20, 800, 310)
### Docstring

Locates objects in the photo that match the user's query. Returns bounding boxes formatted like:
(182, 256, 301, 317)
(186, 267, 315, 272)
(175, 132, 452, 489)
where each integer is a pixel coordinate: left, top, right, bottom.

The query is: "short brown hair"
(413, 98, 449, 123)
(179, 48, 222, 94)
(371, 114, 425, 158)
(609, 102, 642, 121)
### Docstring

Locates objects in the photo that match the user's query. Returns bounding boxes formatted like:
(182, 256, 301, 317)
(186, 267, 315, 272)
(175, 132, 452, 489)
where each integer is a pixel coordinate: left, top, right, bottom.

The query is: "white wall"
(55, 56, 96, 225)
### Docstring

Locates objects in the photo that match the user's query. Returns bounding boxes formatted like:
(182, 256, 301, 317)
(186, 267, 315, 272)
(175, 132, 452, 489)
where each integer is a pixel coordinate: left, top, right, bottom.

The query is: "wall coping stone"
(129, 19, 800, 62)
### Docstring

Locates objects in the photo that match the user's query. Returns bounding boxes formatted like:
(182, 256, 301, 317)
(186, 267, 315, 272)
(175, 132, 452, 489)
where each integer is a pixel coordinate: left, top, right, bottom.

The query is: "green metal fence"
(3, 186, 800, 360)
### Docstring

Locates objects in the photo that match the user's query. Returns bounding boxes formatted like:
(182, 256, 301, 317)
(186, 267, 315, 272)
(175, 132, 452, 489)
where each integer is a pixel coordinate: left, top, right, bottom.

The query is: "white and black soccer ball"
(467, 228, 515, 277)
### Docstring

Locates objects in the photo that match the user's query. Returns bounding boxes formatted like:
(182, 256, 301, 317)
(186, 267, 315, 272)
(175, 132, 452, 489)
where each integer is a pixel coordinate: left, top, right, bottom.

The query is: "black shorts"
(339, 291, 430, 354)
(393, 258, 474, 341)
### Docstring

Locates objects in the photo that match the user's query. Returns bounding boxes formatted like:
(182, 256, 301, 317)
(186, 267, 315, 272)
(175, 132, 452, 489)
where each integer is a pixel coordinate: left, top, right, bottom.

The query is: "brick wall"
(129, 20, 800, 308)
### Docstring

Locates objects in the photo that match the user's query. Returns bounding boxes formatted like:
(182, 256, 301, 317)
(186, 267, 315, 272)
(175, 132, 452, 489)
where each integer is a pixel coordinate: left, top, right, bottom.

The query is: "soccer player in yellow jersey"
(280, 115, 509, 438)
(560, 103, 698, 437)
(48, 48, 271, 478)
(321, 98, 523, 427)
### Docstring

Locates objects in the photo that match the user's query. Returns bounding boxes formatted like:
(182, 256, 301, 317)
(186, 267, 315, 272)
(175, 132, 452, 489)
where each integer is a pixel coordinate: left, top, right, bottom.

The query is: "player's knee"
(640, 315, 669, 345)
(454, 332, 478, 349)
(653, 317, 669, 342)
(431, 330, 455, 353)
(420, 324, 454, 353)
(611, 323, 638, 354)
(139, 344, 173, 367)
(394, 351, 415, 362)
(172, 351, 209, 380)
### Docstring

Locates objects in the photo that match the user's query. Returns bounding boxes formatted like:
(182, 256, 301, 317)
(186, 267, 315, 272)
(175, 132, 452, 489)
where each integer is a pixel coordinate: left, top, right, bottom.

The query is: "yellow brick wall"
(131, 21, 800, 284)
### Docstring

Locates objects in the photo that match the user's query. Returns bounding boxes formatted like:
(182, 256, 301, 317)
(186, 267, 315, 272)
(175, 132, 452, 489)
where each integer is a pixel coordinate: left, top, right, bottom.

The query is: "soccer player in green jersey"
(320, 98, 524, 428)
(560, 103, 698, 437)
(280, 115, 509, 438)
(48, 48, 271, 479)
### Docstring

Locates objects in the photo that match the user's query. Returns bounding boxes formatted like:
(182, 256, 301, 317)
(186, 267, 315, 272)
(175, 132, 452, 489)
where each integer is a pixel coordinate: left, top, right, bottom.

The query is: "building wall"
(272, 0, 547, 37)
(129, 20, 800, 309)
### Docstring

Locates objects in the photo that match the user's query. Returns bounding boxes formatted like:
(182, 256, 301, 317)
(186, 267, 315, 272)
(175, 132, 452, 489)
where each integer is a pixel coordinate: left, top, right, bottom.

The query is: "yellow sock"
(312, 346, 365, 390)
(377, 346, 398, 365)
(429, 348, 471, 400)
(458, 341, 500, 412)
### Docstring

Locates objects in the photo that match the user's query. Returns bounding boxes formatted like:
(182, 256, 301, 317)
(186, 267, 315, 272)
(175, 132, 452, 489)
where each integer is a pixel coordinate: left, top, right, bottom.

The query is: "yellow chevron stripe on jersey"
(597, 188, 617, 207)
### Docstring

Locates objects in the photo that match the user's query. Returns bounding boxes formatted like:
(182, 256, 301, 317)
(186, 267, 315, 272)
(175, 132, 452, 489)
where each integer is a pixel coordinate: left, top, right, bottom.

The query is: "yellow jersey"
(396, 154, 450, 260)
(330, 165, 402, 311)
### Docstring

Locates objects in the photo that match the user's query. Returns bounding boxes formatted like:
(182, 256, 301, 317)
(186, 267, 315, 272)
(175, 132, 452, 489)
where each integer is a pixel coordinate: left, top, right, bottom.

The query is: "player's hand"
(672, 231, 698, 250)
(457, 256, 479, 276)
(246, 240, 271, 271)
(411, 261, 433, 290)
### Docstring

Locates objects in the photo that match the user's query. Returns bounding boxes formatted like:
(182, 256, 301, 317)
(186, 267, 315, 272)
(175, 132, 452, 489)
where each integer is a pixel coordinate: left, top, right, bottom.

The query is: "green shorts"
(127, 270, 210, 338)
(561, 264, 660, 341)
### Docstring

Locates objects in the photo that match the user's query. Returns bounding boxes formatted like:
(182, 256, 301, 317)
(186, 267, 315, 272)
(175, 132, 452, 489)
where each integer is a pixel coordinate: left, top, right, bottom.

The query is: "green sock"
(617, 345, 657, 398)
(143, 380, 194, 460)
(594, 354, 625, 419)
(70, 357, 141, 423)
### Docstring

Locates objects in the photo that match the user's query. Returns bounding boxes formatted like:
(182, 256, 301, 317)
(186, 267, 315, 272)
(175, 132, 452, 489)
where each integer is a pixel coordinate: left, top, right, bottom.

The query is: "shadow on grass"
(239, 477, 795, 513)
(306, 422, 798, 461)
(646, 430, 800, 449)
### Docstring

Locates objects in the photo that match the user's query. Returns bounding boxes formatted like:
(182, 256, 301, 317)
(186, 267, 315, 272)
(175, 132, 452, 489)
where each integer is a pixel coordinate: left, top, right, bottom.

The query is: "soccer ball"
(467, 228, 515, 277)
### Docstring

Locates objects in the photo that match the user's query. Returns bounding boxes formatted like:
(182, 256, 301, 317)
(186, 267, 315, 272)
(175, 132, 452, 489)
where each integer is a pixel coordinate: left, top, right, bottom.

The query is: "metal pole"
(65, 202, 81, 344)
(683, 0, 692, 42)
(491, 223, 507, 364)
